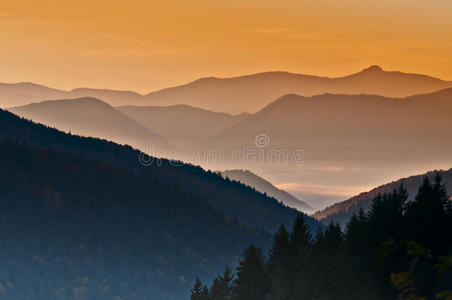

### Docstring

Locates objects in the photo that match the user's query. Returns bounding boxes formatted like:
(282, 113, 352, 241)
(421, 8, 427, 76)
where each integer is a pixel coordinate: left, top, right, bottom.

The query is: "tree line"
(191, 175, 452, 300)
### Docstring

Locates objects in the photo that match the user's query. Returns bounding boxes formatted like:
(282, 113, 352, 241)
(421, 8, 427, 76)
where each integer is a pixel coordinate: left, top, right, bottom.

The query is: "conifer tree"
(201, 176, 452, 300)
(289, 214, 312, 254)
(233, 245, 269, 300)
(210, 266, 233, 300)
(266, 225, 291, 300)
(191, 277, 209, 300)
(201, 286, 210, 300)
(267, 225, 290, 274)
(287, 214, 313, 299)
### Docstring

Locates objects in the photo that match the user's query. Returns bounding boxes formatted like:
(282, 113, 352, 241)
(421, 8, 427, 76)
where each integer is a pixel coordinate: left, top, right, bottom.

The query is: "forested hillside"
(0, 108, 321, 234)
(314, 168, 452, 226)
(221, 169, 313, 213)
(0, 140, 270, 299)
(0, 108, 321, 299)
(193, 176, 452, 300)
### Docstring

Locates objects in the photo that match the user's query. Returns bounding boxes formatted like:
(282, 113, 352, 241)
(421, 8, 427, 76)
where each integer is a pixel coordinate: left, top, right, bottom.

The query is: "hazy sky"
(1, 0, 451, 92)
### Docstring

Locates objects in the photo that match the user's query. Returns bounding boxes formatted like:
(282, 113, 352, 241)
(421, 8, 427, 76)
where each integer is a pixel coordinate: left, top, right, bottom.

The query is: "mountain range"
(1, 65, 452, 299)
(2, 65, 452, 113)
(0, 107, 322, 234)
(0, 107, 324, 299)
(142, 65, 452, 113)
(191, 88, 452, 207)
(6, 86, 452, 209)
(203, 87, 452, 153)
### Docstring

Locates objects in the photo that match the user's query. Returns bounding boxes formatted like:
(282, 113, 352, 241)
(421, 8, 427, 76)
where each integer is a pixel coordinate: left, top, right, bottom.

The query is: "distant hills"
(221, 169, 314, 213)
(197, 87, 452, 167)
(2, 66, 452, 113)
(9, 97, 174, 153)
(14, 87, 452, 165)
(143, 65, 452, 113)
(118, 105, 249, 148)
(0, 82, 143, 108)
(205, 87, 452, 151)
(7, 87, 452, 207)
(9, 98, 251, 151)
(313, 168, 452, 226)
(188, 87, 452, 206)
(2, 66, 452, 208)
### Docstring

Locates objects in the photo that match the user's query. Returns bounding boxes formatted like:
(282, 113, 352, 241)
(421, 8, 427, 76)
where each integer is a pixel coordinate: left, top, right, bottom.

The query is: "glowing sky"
(1, 0, 451, 92)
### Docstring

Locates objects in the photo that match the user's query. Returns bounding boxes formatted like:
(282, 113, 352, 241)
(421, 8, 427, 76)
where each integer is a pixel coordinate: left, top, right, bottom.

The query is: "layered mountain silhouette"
(221, 169, 314, 213)
(312, 168, 452, 226)
(0, 107, 323, 299)
(11, 88, 452, 206)
(0, 82, 143, 108)
(198, 88, 452, 166)
(2, 66, 451, 113)
(0, 107, 321, 234)
(118, 105, 250, 148)
(8, 97, 174, 153)
(189, 88, 452, 206)
(0, 82, 67, 107)
(143, 66, 452, 113)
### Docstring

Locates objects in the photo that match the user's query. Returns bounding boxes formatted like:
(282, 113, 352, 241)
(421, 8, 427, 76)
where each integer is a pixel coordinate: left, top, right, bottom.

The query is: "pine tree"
(210, 266, 233, 300)
(321, 222, 343, 252)
(289, 214, 312, 254)
(202, 176, 452, 300)
(405, 176, 450, 252)
(266, 225, 291, 300)
(201, 286, 210, 300)
(267, 225, 290, 274)
(367, 186, 407, 249)
(288, 214, 313, 299)
(191, 277, 209, 300)
(233, 245, 269, 300)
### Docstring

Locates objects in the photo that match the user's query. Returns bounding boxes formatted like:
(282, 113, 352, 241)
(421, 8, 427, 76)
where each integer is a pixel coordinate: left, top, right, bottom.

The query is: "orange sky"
(1, 0, 451, 93)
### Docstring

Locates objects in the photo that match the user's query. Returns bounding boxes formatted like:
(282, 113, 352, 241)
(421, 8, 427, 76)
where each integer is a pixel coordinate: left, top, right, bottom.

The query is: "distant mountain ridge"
(0, 82, 143, 108)
(9, 97, 174, 153)
(143, 66, 452, 113)
(221, 170, 314, 213)
(190, 87, 452, 208)
(3, 72, 452, 207)
(2, 66, 452, 113)
(118, 105, 250, 148)
(312, 168, 452, 226)
(197, 87, 452, 163)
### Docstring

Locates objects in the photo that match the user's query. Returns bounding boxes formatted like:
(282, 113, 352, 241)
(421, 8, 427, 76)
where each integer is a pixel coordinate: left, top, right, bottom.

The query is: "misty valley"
(1, 2, 452, 298)
(0, 65, 451, 300)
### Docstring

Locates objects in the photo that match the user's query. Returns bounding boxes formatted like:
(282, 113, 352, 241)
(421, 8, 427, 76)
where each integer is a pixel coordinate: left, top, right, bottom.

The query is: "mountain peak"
(362, 65, 383, 72)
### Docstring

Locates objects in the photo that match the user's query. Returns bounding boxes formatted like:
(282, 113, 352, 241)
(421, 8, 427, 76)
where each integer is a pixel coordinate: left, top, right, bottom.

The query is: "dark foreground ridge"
(0, 108, 322, 299)
(195, 177, 452, 300)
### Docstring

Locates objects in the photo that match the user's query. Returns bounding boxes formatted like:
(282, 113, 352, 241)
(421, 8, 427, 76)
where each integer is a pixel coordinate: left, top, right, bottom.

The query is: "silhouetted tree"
(210, 266, 233, 300)
(203, 175, 452, 300)
(266, 225, 291, 300)
(233, 245, 269, 300)
(191, 278, 204, 300)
